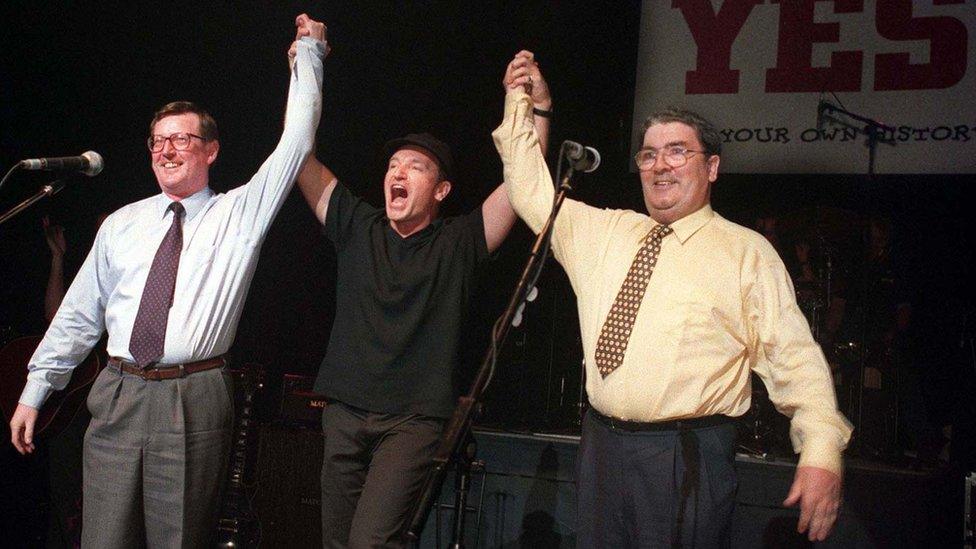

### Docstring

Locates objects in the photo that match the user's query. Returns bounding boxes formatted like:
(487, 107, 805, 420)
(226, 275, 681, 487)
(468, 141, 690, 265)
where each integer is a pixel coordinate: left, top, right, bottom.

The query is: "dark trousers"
(576, 410, 737, 549)
(82, 364, 234, 548)
(320, 401, 444, 549)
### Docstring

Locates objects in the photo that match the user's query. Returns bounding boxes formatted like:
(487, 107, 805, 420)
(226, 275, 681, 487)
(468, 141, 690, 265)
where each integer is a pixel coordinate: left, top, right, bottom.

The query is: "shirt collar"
(152, 187, 214, 222)
(385, 216, 442, 243)
(655, 204, 714, 245)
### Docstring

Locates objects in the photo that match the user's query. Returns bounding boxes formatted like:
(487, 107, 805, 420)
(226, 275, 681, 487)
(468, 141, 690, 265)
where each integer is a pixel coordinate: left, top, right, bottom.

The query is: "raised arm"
(231, 14, 326, 239)
(289, 17, 338, 225)
(483, 50, 552, 253)
(296, 154, 338, 225)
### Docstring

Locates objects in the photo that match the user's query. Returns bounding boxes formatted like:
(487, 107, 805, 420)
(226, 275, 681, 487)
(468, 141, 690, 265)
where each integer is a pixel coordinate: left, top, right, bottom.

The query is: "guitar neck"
(220, 381, 259, 516)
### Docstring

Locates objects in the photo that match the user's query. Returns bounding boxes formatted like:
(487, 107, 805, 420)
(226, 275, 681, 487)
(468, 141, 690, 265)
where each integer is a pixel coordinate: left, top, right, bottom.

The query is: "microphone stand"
(403, 163, 580, 545)
(818, 101, 896, 177)
(0, 179, 66, 226)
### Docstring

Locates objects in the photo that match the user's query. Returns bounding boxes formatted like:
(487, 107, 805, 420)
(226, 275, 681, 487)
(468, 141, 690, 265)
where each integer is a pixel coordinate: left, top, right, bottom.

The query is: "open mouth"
(652, 179, 676, 188)
(160, 161, 181, 170)
(390, 184, 408, 205)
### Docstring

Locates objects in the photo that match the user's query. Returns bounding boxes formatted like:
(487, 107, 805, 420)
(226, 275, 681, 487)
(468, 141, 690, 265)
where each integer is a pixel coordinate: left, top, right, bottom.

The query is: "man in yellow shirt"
(493, 87, 852, 546)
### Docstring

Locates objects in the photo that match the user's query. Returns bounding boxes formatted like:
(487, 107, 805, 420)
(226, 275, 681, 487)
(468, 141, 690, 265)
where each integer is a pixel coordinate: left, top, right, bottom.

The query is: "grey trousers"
(320, 401, 444, 549)
(81, 364, 234, 548)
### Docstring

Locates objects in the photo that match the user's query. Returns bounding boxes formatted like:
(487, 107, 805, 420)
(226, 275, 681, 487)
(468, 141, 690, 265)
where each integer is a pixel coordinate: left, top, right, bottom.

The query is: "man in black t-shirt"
(295, 51, 552, 548)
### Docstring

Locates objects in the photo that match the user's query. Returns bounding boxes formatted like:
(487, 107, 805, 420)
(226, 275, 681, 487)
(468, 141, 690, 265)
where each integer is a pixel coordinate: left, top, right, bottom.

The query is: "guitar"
(0, 335, 102, 438)
(216, 363, 265, 549)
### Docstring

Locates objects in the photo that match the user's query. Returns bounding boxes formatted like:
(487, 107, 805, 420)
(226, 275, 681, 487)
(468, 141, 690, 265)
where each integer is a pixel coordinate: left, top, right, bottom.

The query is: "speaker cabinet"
(252, 424, 323, 546)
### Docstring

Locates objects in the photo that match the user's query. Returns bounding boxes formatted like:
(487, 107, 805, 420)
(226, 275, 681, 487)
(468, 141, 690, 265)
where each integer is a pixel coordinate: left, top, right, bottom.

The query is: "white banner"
(632, 0, 976, 174)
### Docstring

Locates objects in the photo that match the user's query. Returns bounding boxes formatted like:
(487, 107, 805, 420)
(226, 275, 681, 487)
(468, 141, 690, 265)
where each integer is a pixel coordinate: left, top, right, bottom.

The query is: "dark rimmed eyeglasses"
(147, 133, 208, 152)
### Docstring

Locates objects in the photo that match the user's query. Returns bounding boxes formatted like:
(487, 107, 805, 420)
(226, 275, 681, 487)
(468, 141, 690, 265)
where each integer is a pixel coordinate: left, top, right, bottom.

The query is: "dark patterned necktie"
(594, 223, 672, 378)
(129, 201, 185, 367)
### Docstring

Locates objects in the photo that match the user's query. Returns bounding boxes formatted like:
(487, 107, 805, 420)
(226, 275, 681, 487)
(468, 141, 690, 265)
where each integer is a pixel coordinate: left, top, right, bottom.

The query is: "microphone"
(20, 151, 104, 176)
(562, 140, 601, 173)
(816, 100, 830, 131)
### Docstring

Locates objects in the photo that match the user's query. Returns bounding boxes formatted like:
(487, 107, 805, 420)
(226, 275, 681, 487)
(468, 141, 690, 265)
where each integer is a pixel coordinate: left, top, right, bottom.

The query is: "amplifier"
(253, 424, 323, 546)
(280, 374, 327, 427)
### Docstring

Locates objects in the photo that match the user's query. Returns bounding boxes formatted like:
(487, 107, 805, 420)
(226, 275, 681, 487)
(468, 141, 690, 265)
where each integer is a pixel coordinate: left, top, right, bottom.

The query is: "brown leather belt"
(108, 355, 226, 381)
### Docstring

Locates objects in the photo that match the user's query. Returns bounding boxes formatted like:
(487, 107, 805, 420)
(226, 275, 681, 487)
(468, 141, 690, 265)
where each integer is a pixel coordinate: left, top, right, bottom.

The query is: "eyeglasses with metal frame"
(634, 146, 708, 170)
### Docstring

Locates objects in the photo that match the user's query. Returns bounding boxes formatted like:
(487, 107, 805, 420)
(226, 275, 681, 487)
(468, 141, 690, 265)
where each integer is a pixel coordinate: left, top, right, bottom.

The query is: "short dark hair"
(150, 101, 219, 142)
(641, 107, 721, 157)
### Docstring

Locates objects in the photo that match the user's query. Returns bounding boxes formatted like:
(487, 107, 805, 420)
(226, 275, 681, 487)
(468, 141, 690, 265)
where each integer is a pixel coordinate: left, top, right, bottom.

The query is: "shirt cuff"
(797, 437, 844, 475)
(298, 36, 328, 60)
(19, 379, 51, 410)
(503, 89, 531, 117)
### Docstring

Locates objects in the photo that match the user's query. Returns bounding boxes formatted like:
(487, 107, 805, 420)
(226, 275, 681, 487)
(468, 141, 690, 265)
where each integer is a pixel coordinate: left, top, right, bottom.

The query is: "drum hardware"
(737, 378, 782, 459)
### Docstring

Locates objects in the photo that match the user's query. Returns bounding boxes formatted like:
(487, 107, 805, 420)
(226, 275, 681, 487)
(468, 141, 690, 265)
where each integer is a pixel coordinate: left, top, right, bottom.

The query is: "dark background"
(1, 0, 974, 461)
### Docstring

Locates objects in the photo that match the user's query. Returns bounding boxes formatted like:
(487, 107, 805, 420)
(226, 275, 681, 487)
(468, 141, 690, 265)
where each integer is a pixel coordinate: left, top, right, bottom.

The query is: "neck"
(646, 203, 711, 226)
(389, 217, 432, 238)
(162, 183, 207, 202)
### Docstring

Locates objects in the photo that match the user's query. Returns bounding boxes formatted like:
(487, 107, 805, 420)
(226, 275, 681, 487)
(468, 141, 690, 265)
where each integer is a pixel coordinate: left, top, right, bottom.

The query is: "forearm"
(753, 264, 852, 474)
(23, 254, 106, 408)
(774, 351, 849, 474)
(236, 36, 325, 237)
(280, 37, 326, 144)
(481, 184, 516, 253)
(532, 106, 551, 154)
(22, 321, 102, 408)
(297, 154, 337, 225)
(776, 342, 850, 474)
(492, 90, 555, 235)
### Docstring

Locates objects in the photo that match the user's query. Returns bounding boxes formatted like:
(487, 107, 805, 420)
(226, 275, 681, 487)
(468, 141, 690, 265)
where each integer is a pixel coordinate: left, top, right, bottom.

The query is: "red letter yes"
(676, 0, 763, 94)
(766, 0, 864, 93)
(875, 0, 968, 90)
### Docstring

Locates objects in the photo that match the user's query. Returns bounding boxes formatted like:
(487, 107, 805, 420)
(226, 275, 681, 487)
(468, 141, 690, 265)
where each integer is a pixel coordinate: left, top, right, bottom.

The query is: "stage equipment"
(0, 179, 68, 226)
(965, 471, 975, 548)
(561, 141, 601, 173)
(19, 151, 104, 176)
(252, 423, 324, 546)
(0, 152, 103, 224)
(279, 373, 326, 427)
(418, 429, 958, 547)
(217, 364, 265, 548)
(814, 97, 895, 176)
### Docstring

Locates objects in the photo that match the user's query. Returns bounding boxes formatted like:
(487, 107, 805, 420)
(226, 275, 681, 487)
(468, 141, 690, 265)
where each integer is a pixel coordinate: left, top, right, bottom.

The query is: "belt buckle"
(144, 367, 162, 381)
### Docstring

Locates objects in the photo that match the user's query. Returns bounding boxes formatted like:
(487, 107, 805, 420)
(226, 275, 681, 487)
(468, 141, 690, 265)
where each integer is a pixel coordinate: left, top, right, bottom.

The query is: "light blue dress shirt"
(20, 37, 326, 409)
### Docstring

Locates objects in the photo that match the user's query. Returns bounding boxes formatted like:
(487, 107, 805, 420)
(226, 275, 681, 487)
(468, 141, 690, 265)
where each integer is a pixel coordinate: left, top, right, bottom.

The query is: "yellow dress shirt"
(492, 90, 852, 474)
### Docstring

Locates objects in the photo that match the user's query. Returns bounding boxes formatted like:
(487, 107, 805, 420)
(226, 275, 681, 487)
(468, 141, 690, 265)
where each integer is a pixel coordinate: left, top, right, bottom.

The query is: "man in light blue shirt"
(8, 14, 327, 547)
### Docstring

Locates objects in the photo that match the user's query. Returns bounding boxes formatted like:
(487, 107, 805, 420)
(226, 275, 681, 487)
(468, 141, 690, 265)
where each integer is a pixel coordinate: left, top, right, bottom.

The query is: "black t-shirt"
(313, 182, 489, 418)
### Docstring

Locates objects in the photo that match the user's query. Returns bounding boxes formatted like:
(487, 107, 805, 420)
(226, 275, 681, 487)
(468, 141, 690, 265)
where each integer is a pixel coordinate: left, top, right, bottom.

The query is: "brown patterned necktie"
(129, 201, 185, 367)
(594, 223, 672, 378)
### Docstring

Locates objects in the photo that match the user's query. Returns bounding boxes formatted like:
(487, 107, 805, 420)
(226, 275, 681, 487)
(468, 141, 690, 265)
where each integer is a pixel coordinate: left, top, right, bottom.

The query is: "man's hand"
(503, 50, 552, 111)
(783, 466, 842, 541)
(288, 13, 329, 61)
(10, 403, 40, 455)
(42, 216, 66, 258)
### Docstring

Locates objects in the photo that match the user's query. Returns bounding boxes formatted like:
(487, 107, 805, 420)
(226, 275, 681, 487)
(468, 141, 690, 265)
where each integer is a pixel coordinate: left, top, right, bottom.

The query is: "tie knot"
(647, 224, 672, 242)
(168, 201, 185, 218)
